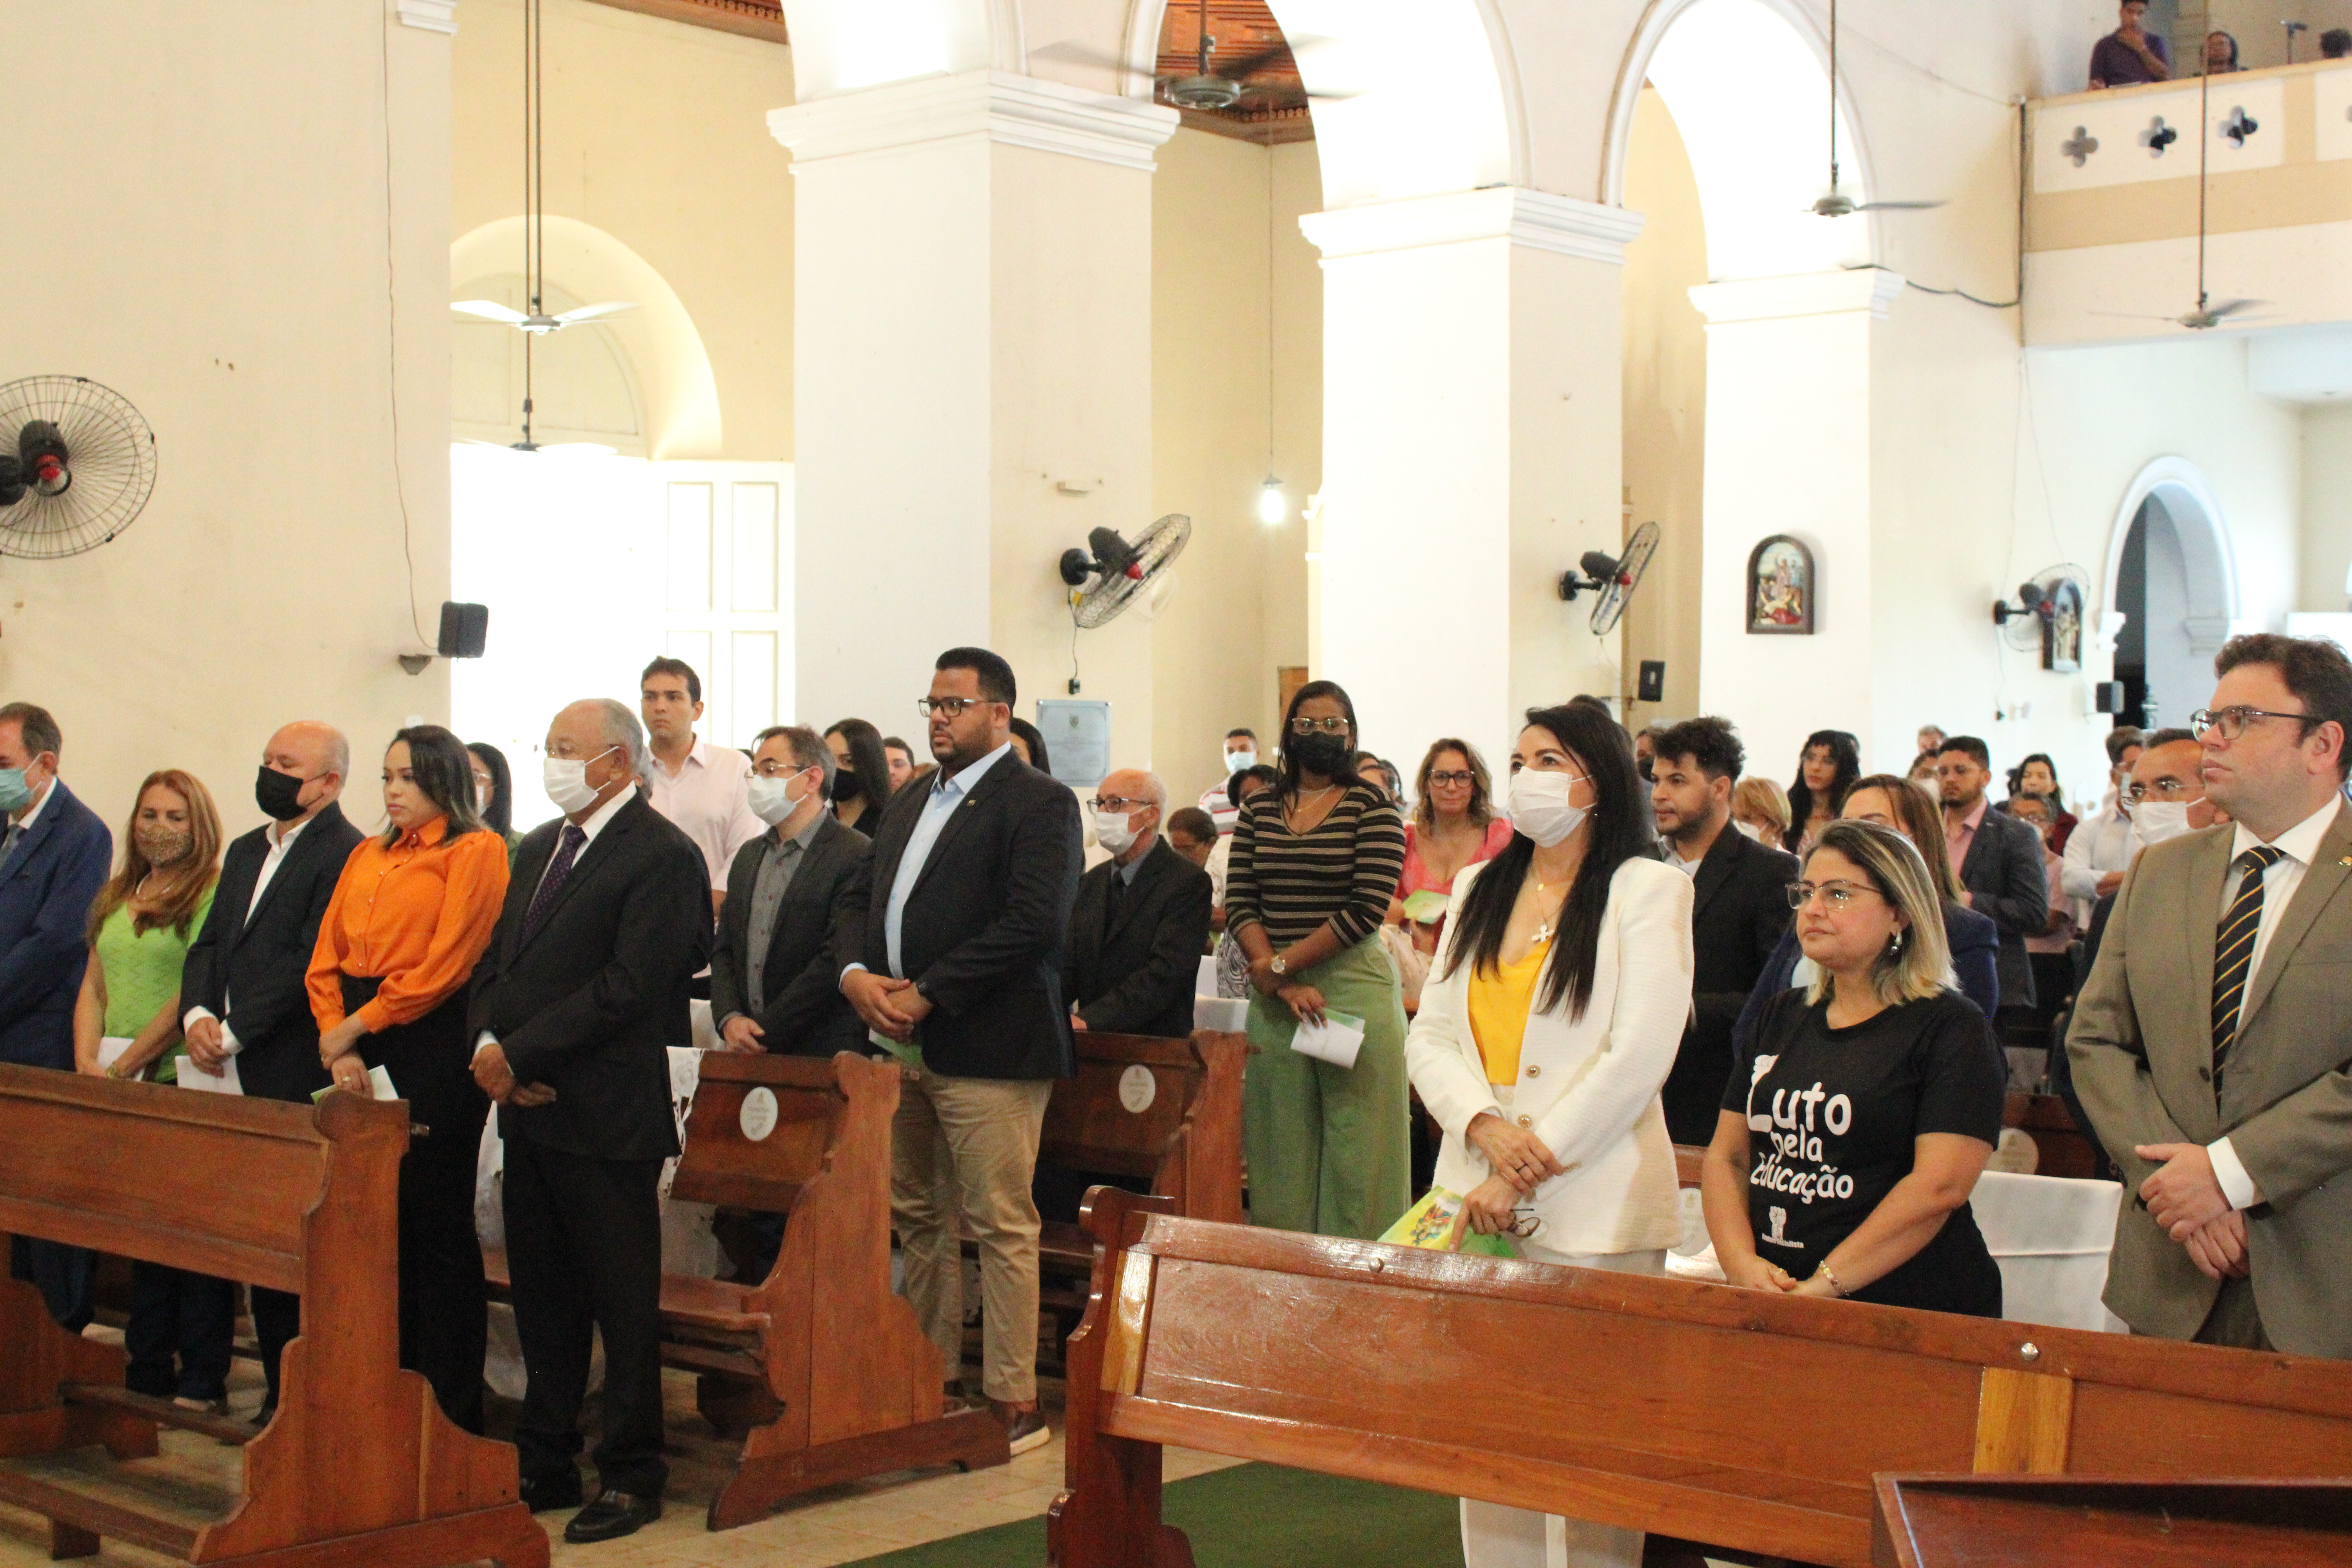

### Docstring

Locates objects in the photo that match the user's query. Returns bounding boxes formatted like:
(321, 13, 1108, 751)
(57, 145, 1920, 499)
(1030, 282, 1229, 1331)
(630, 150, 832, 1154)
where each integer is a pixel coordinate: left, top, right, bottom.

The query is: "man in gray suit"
(1935, 735, 2048, 1012)
(2069, 633, 2352, 1356)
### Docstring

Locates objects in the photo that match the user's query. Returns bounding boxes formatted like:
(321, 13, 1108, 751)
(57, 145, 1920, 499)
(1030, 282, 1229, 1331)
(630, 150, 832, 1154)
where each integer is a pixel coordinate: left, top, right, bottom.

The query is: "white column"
(1300, 189, 1643, 772)
(1688, 268, 1905, 774)
(772, 72, 1176, 741)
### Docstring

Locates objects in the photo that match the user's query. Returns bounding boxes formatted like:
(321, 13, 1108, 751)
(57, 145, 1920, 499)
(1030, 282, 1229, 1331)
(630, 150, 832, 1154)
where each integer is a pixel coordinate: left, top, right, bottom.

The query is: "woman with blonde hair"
(1702, 821, 2005, 1317)
(1390, 737, 1513, 957)
(73, 769, 228, 1410)
(1730, 776, 1790, 846)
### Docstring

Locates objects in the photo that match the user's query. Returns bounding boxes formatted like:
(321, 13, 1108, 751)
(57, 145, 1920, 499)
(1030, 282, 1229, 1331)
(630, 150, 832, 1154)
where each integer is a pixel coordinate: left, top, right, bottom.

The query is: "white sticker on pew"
(740, 1086, 779, 1143)
(1118, 1065, 1156, 1114)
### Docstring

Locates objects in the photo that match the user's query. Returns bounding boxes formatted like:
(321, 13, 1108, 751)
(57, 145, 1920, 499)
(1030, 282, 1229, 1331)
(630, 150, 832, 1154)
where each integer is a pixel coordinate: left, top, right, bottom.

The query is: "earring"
(1889, 929, 1906, 954)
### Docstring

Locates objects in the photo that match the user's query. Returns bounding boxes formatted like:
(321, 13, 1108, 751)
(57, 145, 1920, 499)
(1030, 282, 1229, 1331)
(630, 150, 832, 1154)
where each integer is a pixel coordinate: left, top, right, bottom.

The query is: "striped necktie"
(2210, 845, 2285, 1091)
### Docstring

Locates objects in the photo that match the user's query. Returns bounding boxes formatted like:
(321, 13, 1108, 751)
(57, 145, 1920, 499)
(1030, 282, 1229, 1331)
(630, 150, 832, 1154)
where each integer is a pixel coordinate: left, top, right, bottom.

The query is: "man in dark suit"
(0, 702, 112, 1327)
(179, 720, 364, 1418)
(711, 724, 868, 1058)
(468, 699, 710, 1544)
(1068, 768, 1212, 1040)
(1649, 717, 1798, 1145)
(838, 647, 1081, 1456)
(1936, 736, 2049, 1013)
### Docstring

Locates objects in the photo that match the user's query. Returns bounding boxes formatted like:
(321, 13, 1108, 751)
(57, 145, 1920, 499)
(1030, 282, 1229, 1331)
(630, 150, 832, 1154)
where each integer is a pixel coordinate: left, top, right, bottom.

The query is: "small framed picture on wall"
(2043, 578, 2084, 673)
(1746, 535, 1815, 636)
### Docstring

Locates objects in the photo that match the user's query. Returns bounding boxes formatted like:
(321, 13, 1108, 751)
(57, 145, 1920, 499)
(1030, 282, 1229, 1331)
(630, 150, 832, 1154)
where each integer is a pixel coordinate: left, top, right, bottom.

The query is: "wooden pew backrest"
(670, 1051, 843, 1212)
(1056, 1187, 2352, 1568)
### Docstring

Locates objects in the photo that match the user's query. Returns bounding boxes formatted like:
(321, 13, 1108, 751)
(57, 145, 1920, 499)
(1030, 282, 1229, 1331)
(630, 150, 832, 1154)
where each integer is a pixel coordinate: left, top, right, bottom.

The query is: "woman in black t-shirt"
(1701, 820, 2005, 1317)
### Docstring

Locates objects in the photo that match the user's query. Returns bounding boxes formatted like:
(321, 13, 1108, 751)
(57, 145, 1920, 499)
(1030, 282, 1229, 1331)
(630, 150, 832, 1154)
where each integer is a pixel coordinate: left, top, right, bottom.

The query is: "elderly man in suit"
(469, 699, 711, 1542)
(180, 720, 363, 1419)
(2070, 633, 2352, 1357)
(838, 647, 1081, 1456)
(0, 702, 112, 1328)
(1069, 768, 1212, 1040)
(1648, 717, 1799, 1145)
(1935, 735, 2048, 1014)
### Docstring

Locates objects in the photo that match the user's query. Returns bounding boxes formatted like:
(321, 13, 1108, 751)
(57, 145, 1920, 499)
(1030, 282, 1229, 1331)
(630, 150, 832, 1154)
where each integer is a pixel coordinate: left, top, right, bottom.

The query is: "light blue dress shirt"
(878, 740, 1013, 979)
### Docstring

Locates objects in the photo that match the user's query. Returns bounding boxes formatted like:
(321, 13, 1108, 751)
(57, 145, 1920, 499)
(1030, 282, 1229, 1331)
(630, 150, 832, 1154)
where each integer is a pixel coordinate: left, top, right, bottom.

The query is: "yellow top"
(1466, 938, 1549, 1087)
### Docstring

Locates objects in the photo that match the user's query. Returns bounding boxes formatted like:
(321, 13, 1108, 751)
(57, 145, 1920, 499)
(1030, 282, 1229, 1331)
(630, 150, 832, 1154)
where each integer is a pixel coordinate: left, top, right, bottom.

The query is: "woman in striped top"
(1225, 680, 1410, 1238)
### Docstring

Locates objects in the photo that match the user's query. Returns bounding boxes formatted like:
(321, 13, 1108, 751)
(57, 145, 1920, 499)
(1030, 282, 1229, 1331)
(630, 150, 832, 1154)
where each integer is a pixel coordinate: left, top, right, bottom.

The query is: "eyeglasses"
(1086, 796, 1148, 813)
(917, 697, 996, 719)
(1290, 716, 1348, 735)
(753, 761, 815, 779)
(1427, 770, 1476, 788)
(1785, 879, 1884, 912)
(2191, 706, 2319, 742)
(2123, 777, 2197, 803)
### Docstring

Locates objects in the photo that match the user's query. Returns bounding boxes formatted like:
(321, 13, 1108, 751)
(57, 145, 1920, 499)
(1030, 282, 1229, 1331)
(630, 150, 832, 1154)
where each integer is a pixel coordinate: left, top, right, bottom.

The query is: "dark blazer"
(1956, 804, 2049, 1009)
(709, 812, 869, 1057)
(468, 791, 711, 1162)
(1661, 826, 1798, 1145)
(840, 749, 1082, 1081)
(179, 802, 367, 1103)
(0, 781, 112, 1070)
(1732, 899, 2003, 1064)
(1067, 837, 1213, 1040)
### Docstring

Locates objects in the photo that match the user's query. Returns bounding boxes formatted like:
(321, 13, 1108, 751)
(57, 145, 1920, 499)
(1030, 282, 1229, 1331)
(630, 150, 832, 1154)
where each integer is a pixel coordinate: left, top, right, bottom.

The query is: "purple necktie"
(522, 824, 587, 940)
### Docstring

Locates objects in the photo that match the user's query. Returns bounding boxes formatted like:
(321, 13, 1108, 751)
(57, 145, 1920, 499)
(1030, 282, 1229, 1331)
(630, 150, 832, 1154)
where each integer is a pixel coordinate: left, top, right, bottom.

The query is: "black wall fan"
(1061, 517, 1191, 629)
(1558, 521, 1659, 636)
(0, 377, 158, 559)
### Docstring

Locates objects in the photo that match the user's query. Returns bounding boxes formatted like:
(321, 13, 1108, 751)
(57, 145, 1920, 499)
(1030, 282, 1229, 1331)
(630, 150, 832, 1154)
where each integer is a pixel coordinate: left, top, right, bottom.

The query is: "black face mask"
(1638, 757, 1655, 782)
(830, 768, 862, 803)
(255, 764, 311, 822)
(1287, 731, 1350, 777)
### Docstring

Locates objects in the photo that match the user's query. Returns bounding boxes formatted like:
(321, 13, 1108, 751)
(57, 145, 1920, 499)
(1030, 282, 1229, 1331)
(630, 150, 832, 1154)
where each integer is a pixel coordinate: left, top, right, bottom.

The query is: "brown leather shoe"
(989, 1399, 1050, 1455)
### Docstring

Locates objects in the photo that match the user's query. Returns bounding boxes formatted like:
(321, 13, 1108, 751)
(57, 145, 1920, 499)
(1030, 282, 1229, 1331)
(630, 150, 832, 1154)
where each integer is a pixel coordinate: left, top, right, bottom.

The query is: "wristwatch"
(1269, 953, 1289, 977)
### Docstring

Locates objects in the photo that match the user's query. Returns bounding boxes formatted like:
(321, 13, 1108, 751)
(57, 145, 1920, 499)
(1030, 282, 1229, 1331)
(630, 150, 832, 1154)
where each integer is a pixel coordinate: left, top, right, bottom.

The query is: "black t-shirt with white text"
(1722, 988, 2004, 1316)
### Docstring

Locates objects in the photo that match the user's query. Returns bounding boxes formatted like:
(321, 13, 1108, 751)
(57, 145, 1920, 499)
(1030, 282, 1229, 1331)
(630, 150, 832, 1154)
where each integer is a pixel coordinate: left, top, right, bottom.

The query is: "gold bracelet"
(1816, 1262, 1846, 1298)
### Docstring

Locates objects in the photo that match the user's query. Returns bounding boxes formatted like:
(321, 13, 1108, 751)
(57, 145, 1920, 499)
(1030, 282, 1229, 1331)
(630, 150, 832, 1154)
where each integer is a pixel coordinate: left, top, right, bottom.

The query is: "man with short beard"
(1651, 716, 1797, 1145)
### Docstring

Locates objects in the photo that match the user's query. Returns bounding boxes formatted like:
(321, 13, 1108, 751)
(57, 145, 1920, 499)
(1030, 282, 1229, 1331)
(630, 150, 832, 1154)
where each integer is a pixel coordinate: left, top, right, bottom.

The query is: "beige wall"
(1149, 131, 1321, 812)
(452, 0, 795, 460)
(1619, 87, 1708, 728)
(0, 4, 452, 840)
(2303, 400, 2352, 612)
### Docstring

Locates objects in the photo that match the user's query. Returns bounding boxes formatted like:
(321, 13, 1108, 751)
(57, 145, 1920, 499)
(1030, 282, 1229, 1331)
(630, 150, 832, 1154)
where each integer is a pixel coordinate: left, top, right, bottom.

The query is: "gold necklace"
(1284, 784, 1340, 830)
(1527, 874, 1569, 944)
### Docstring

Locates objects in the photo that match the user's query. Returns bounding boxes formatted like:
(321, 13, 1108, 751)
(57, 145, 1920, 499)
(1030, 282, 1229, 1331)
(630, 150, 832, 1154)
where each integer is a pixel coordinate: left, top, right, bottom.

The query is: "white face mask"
(2131, 800, 2195, 848)
(1094, 809, 1143, 856)
(1224, 748, 1257, 776)
(747, 771, 811, 827)
(543, 746, 618, 815)
(1508, 768, 1590, 848)
(1732, 818, 1765, 843)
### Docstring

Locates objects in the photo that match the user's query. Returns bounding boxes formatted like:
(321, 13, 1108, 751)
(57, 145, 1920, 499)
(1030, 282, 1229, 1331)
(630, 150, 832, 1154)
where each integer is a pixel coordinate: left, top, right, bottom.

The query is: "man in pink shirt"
(639, 657, 762, 920)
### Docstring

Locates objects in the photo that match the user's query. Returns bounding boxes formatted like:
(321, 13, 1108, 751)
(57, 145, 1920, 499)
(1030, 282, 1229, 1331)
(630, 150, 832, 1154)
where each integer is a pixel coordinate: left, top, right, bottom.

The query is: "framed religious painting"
(1745, 535, 1814, 635)
(2043, 577, 2084, 673)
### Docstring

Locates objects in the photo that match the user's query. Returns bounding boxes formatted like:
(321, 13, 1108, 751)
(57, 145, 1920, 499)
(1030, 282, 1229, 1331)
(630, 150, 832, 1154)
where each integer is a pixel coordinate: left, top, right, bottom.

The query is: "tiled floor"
(0, 1345, 1239, 1568)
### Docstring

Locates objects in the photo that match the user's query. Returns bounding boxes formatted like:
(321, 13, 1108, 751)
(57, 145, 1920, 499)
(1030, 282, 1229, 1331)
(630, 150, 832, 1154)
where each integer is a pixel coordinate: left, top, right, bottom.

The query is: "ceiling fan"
(456, 0, 636, 450)
(1035, 2, 1354, 113)
(1809, 0, 1946, 217)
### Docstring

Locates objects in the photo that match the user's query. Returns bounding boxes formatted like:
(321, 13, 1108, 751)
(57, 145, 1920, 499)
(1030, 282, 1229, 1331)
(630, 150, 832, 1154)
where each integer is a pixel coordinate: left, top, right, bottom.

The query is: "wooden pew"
(2002, 1092, 2101, 1178)
(1047, 1187, 2352, 1568)
(1031, 1030, 1246, 1282)
(1871, 1474, 2352, 1566)
(486, 1050, 1009, 1531)
(0, 1064, 544, 1568)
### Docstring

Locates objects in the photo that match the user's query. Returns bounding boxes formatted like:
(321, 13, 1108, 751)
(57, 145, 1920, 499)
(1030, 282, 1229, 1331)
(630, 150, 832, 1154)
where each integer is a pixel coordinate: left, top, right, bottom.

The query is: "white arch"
(1603, 0, 1877, 278)
(2101, 455, 2240, 645)
(451, 216, 722, 459)
(1123, 0, 1524, 208)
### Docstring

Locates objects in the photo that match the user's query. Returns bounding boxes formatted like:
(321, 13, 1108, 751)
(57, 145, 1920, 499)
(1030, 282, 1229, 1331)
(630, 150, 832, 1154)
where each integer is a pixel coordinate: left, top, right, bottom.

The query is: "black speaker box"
(437, 601, 488, 659)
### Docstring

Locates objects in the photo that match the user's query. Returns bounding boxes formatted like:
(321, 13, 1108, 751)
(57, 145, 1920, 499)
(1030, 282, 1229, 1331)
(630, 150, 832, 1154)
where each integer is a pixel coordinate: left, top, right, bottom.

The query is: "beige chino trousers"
(889, 1063, 1054, 1405)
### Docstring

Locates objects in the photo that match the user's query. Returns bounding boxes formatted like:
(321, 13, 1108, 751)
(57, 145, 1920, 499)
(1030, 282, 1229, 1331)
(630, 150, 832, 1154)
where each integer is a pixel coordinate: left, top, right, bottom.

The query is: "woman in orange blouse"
(307, 724, 508, 1433)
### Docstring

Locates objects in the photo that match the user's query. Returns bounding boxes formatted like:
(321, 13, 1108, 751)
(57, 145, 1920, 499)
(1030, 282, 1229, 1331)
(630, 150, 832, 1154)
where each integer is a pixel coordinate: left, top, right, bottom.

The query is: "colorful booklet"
(1379, 1187, 1518, 1259)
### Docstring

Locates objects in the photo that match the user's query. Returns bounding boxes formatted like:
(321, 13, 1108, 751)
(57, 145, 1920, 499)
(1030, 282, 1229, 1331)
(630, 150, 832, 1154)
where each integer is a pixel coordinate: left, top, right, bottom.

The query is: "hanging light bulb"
(1257, 476, 1287, 525)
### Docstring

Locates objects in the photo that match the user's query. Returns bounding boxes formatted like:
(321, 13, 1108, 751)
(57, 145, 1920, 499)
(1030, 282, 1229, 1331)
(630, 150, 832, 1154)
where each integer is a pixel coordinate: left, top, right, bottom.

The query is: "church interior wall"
(0, 3, 454, 837)
(2301, 400, 2352, 617)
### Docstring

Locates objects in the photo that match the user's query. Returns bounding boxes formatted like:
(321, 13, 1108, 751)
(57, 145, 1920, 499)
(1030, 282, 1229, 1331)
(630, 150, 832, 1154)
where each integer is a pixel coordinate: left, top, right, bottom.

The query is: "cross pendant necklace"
(1529, 877, 1567, 945)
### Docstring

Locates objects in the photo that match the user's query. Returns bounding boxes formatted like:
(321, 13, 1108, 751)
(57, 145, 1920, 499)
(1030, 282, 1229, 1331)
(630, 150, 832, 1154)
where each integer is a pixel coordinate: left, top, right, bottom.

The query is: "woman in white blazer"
(1405, 699, 1695, 1568)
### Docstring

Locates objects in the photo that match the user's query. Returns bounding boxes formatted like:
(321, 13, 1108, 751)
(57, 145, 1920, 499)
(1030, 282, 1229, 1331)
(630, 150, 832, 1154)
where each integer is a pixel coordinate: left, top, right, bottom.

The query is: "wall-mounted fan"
(0, 377, 158, 559)
(1558, 521, 1659, 635)
(1061, 517, 1191, 628)
(1992, 565, 2088, 652)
